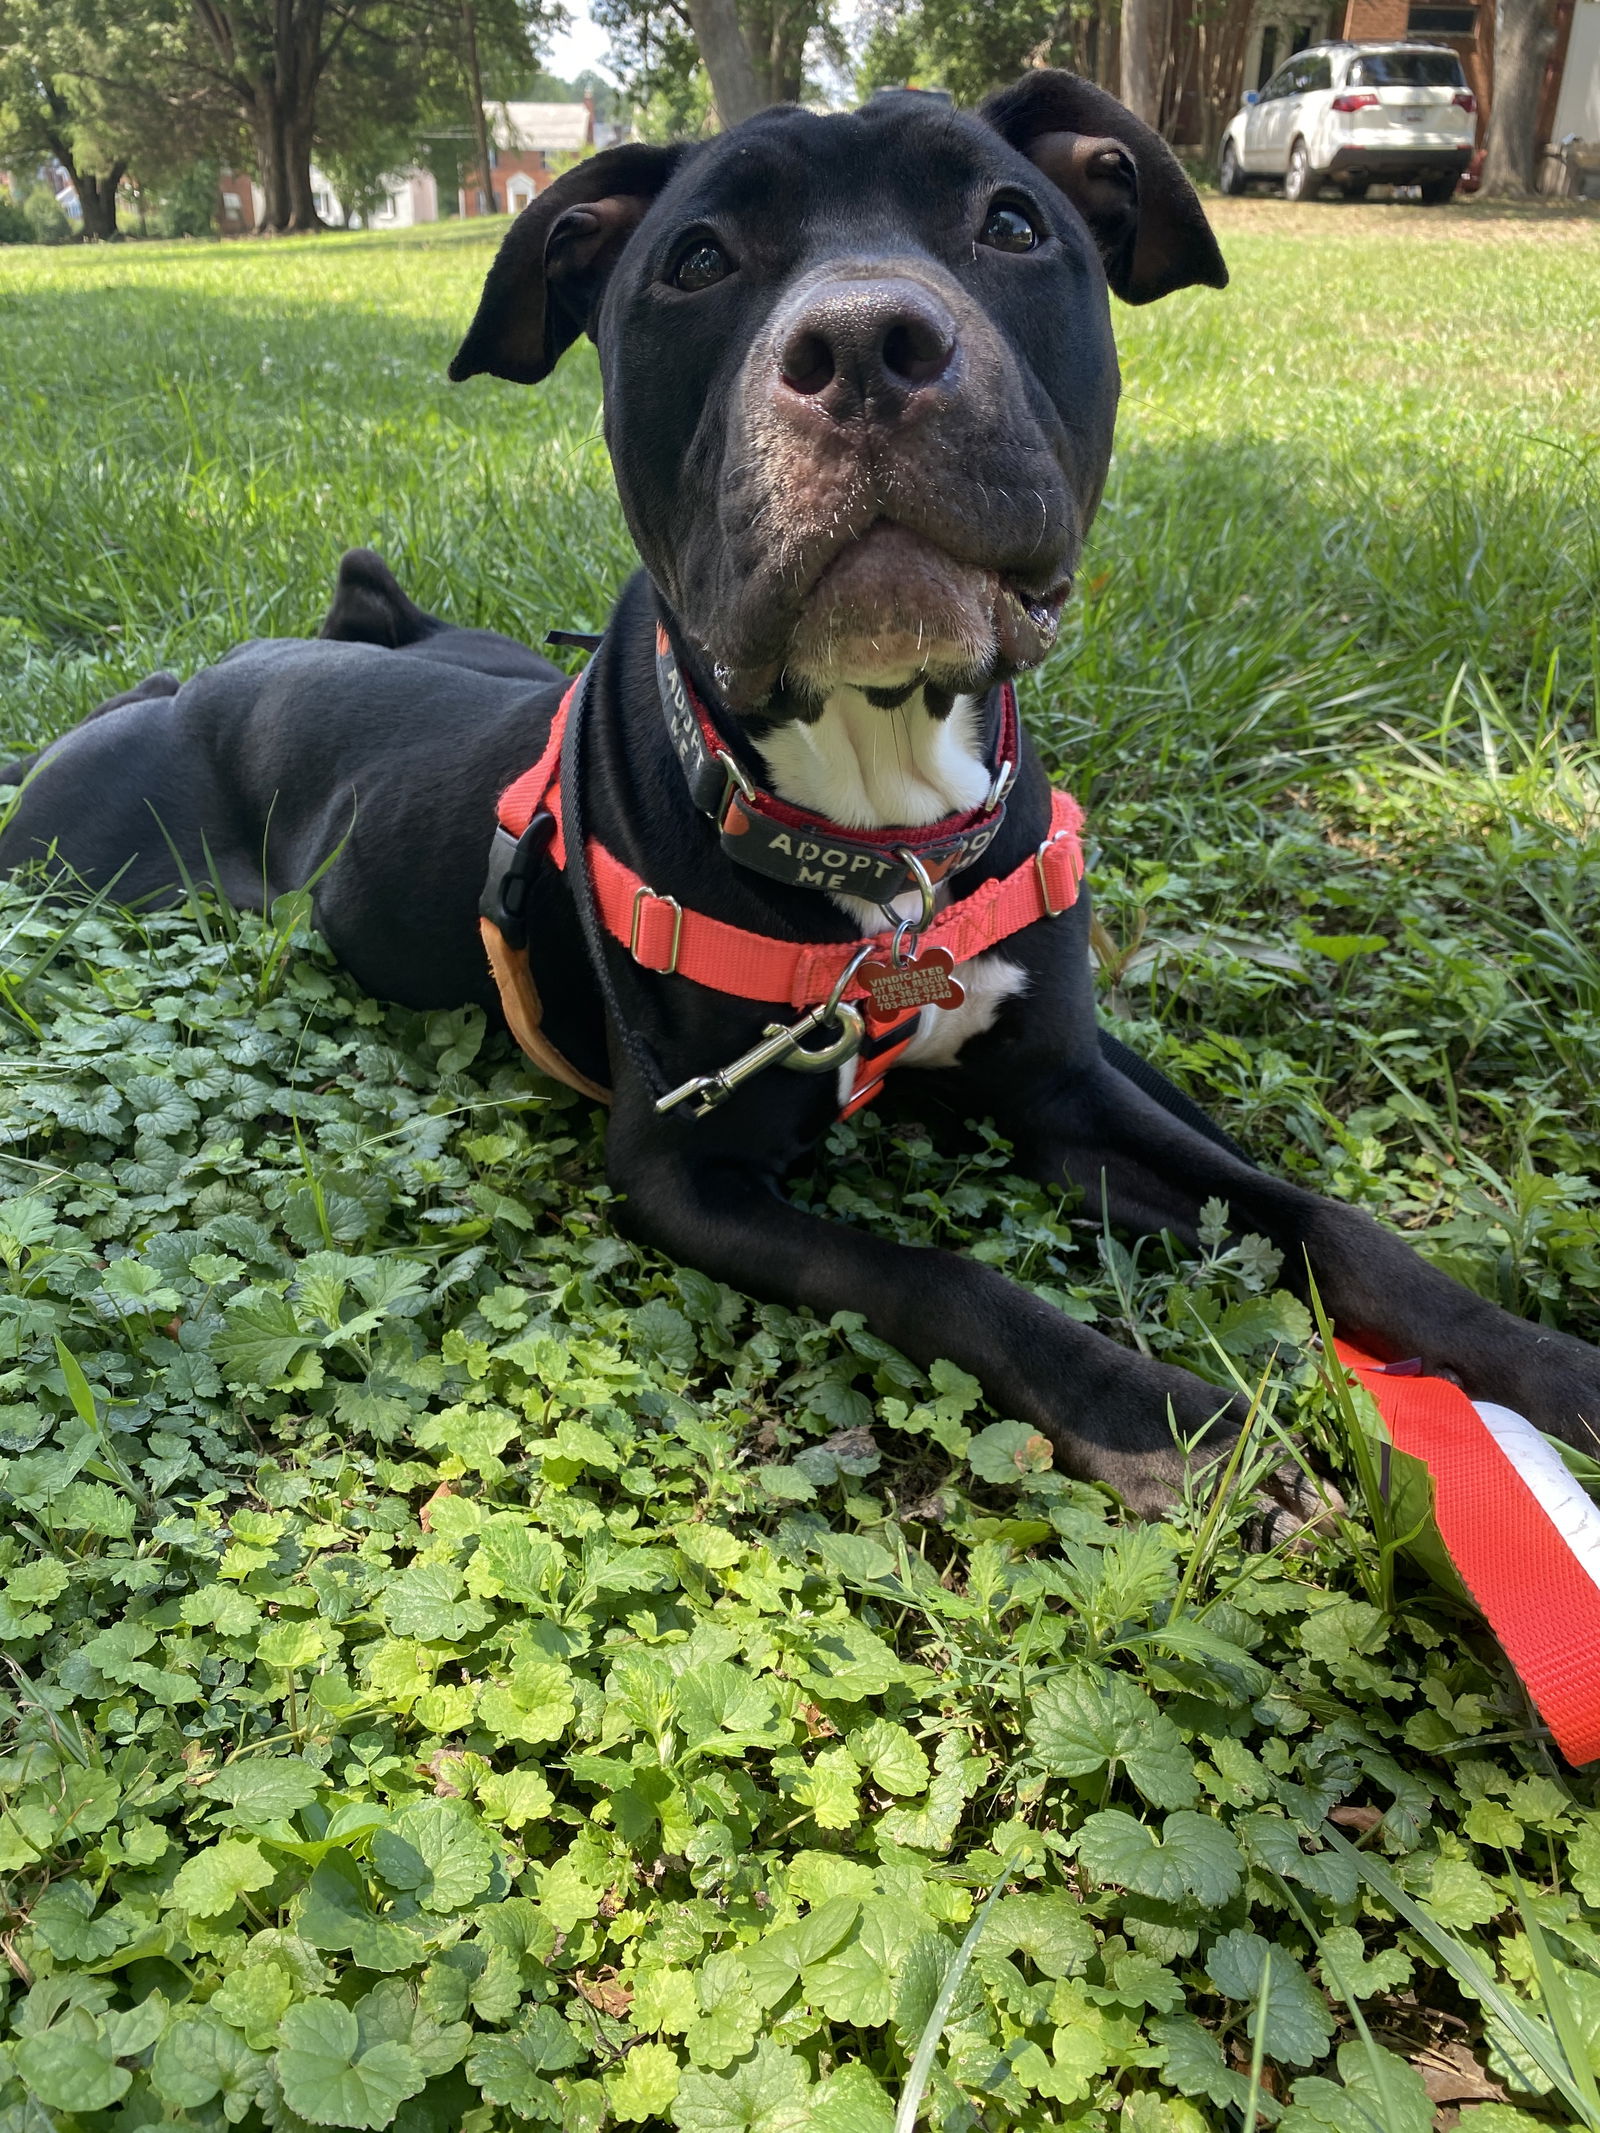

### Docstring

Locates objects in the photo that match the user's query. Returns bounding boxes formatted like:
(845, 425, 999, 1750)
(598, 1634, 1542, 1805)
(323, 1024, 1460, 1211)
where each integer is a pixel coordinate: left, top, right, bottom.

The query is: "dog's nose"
(775, 278, 959, 423)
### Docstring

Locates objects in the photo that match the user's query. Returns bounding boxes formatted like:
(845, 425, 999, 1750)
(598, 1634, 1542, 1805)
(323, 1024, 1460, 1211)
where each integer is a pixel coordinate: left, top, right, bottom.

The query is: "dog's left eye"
(671, 240, 731, 293)
(979, 202, 1039, 252)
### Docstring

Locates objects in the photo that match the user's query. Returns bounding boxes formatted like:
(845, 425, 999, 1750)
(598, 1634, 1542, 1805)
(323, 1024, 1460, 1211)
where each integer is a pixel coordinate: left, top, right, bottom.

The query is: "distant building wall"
(1554, 0, 1600, 134)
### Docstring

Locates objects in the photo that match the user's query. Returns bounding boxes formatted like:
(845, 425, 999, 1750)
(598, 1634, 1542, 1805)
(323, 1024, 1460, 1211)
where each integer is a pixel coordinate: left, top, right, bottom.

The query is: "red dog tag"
(858, 947, 964, 1032)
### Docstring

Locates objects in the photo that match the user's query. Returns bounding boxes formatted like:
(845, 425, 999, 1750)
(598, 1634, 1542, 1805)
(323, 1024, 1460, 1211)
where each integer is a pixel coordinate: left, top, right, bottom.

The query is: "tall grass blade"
(893, 1859, 1018, 2133)
(1322, 1826, 1600, 2126)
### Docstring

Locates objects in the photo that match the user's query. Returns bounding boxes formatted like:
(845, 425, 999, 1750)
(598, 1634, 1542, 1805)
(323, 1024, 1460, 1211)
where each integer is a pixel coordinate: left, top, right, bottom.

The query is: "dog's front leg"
(993, 1051, 1600, 1455)
(604, 1077, 1249, 1515)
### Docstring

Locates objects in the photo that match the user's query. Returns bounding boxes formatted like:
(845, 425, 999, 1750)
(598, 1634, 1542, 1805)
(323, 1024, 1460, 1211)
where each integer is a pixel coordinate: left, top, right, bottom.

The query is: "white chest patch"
(756, 687, 991, 832)
(752, 687, 1028, 1105)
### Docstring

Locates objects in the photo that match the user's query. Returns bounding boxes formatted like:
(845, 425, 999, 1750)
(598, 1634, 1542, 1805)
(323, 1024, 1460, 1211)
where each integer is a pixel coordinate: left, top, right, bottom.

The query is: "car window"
(1261, 64, 1297, 99)
(1297, 54, 1333, 89)
(1346, 49, 1466, 85)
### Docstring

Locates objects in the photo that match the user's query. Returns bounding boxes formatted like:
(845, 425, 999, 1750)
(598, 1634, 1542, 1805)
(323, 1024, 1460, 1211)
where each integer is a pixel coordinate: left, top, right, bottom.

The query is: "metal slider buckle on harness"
(1034, 824, 1078, 918)
(630, 885, 684, 973)
(655, 948, 871, 1119)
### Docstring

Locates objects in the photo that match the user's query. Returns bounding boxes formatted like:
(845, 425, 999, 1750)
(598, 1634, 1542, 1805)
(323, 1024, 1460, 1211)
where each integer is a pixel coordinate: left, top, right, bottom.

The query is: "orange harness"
(479, 673, 1086, 1118)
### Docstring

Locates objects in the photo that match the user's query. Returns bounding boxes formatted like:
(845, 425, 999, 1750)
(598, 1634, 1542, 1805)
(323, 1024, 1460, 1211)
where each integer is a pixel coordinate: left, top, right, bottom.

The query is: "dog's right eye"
(670, 239, 731, 293)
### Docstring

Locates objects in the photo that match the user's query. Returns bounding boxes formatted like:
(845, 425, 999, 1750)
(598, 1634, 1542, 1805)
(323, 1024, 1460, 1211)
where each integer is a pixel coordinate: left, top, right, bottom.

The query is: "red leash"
(1336, 1343, 1600, 1764)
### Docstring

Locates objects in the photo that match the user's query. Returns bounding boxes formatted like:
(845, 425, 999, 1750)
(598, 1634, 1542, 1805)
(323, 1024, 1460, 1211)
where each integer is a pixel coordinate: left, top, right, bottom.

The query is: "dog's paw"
(1039, 1357, 1343, 1548)
(1246, 1465, 1346, 1555)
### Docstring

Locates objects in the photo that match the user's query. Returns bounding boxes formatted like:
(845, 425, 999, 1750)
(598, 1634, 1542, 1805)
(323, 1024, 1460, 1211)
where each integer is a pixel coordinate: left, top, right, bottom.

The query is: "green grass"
(0, 201, 1597, 2133)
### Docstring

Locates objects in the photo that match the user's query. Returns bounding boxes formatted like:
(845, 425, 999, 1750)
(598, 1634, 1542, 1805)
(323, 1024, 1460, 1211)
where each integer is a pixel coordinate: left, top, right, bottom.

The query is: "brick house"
(464, 99, 595, 217)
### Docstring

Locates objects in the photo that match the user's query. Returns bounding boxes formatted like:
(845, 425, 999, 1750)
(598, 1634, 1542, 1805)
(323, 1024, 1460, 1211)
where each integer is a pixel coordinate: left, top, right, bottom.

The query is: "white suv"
(1218, 41, 1476, 203)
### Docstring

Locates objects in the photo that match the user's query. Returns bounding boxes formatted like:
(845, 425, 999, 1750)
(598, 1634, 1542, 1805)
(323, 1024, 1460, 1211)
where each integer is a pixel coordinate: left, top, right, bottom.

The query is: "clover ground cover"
(0, 201, 1597, 2131)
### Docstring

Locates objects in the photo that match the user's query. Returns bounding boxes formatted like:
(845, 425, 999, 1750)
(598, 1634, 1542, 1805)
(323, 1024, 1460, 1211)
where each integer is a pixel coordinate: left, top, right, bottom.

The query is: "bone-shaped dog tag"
(858, 947, 964, 1033)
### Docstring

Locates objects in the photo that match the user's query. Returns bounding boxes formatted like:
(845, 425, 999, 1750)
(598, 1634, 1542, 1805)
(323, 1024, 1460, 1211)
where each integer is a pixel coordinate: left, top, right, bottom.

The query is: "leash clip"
(655, 948, 870, 1118)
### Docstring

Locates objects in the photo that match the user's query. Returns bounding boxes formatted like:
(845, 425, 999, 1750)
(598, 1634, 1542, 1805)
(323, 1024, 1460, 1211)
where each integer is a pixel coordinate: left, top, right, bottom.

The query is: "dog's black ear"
(450, 143, 691, 384)
(980, 72, 1226, 304)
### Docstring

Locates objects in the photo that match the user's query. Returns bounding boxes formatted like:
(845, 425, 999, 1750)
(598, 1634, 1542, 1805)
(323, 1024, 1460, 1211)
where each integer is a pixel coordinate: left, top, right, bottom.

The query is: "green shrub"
(22, 184, 72, 244)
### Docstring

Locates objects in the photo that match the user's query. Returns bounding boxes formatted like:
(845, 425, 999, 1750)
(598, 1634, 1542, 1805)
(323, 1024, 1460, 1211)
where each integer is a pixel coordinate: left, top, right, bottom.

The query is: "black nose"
(775, 277, 959, 421)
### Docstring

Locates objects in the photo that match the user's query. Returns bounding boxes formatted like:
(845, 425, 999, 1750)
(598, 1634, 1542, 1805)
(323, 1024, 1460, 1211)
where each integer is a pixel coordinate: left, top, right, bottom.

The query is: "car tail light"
(1332, 91, 1380, 111)
(1453, 89, 1477, 111)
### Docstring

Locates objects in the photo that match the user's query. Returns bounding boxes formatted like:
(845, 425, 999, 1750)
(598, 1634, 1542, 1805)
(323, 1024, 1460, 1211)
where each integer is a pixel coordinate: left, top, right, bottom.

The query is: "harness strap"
(483, 672, 1085, 1115)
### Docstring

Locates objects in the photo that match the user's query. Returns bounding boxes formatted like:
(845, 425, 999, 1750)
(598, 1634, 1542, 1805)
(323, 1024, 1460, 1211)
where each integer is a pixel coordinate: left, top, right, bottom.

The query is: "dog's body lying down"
(6, 79, 1597, 1535)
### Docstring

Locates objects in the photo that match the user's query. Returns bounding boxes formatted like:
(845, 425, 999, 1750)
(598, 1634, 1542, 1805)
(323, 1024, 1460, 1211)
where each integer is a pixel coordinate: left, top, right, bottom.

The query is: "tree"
(684, 0, 763, 122)
(0, 0, 141, 238)
(855, 0, 1118, 105)
(1119, 0, 1158, 123)
(1480, 0, 1552, 194)
(595, 0, 841, 129)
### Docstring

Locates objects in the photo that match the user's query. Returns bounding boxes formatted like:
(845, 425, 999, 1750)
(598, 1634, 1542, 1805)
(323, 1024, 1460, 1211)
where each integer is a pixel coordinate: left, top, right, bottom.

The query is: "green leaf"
(1283, 2041, 1432, 2133)
(672, 2040, 814, 2132)
(382, 1560, 492, 1643)
(791, 1746, 861, 1830)
(203, 1756, 325, 1826)
(29, 1879, 129, 1961)
(1205, 1929, 1337, 2068)
(276, 1998, 426, 2129)
(370, 1799, 496, 1913)
(1028, 1668, 1198, 1807)
(803, 1900, 924, 2027)
(966, 1419, 1054, 1484)
(1078, 1809, 1243, 1907)
(980, 1892, 1097, 1979)
(300, 1851, 431, 1972)
(635, 1298, 699, 1372)
(167, 1836, 276, 1918)
(1150, 2012, 1267, 2117)
(477, 1658, 578, 1744)
(468, 1520, 560, 1605)
(849, 1718, 930, 1797)
(16, 2020, 131, 2113)
(152, 2011, 267, 2111)
(608, 2040, 683, 2121)
(211, 1295, 315, 1385)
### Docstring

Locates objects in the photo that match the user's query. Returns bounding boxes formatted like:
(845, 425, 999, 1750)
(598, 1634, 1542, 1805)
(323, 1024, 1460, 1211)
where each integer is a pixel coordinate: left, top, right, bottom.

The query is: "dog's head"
(451, 78, 1225, 716)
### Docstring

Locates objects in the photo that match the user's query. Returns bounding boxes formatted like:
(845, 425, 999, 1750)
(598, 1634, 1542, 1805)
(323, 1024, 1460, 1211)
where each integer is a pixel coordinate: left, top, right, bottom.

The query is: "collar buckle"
(715, 749, 757, 834)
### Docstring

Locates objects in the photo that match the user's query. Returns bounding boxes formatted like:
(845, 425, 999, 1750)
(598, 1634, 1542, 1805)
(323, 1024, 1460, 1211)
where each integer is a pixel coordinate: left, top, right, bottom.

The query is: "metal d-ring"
(893, 845, 937, 934)
(781, 945, 872, 1073)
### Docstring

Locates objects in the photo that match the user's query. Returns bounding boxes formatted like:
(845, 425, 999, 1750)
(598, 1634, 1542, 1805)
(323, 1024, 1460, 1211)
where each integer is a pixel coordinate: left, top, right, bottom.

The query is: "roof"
(488, 101, 591, 153)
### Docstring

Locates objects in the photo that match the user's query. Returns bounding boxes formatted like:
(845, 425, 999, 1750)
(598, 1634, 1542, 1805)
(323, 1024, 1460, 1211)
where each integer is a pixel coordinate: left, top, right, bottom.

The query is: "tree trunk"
(285, 114, 322, 229)
(66, 162, 127, 241)
(461, 0, 495, 214)
(1481, 0, 1554, 194)
(191, 0, 327, 233)
(685, 0, 766, 127)
(1119, 0, 1160, 124)
(249, 91, 291, 229)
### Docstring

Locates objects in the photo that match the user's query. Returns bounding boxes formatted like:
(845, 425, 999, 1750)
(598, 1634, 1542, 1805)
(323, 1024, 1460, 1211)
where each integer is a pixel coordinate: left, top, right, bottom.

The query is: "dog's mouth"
(780, 522, 1069, 697)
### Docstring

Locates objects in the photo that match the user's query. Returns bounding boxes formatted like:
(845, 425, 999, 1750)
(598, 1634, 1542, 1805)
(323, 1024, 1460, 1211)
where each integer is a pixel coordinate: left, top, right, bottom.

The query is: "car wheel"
(1219, 138, 1249, 195)
(1418, 175, 1457, 204)
(1284, 138, 1322, 201)
(1340, 179, 1370, 200)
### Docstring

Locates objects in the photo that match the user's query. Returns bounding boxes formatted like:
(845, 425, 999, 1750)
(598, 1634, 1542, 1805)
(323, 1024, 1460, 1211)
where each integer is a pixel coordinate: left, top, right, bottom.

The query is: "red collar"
(653, 626, 1018, 905)
(487, 673, 1085, 1119)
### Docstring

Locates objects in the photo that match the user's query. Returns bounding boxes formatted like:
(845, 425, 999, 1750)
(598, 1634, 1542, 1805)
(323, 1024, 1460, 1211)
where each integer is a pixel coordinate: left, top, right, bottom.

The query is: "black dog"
(7, 77, 1597, 1535)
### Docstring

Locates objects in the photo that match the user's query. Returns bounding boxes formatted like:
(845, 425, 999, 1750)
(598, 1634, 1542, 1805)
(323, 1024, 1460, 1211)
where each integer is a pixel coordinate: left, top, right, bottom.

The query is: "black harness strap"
(558, 661, 674, 1105)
